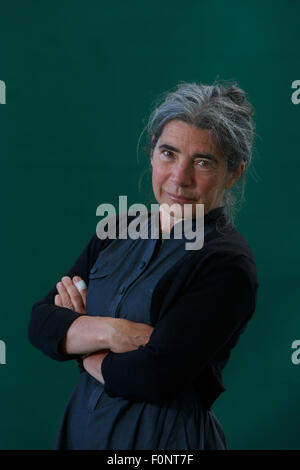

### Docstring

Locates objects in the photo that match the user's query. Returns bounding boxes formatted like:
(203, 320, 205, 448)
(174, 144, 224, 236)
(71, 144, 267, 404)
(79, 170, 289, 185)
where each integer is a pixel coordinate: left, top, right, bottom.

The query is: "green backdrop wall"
(0, 0, 299, 450)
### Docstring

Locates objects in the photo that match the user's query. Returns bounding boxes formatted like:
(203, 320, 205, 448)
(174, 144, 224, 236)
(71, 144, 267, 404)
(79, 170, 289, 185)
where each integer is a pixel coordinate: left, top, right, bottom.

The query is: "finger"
(61, 276, 85, 313)
(72, 276, 87, 307)
(54, 294, 63, 307)
(56, 281, 74, 310)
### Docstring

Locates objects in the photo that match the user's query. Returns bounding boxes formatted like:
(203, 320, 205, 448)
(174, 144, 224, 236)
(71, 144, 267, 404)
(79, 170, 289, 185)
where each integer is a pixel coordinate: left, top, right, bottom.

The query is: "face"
(150, 119, 244, 220)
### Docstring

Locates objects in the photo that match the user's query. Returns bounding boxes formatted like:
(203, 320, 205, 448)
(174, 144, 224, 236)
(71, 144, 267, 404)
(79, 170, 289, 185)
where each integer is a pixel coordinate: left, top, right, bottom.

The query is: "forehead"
(157, 119, 221, 155)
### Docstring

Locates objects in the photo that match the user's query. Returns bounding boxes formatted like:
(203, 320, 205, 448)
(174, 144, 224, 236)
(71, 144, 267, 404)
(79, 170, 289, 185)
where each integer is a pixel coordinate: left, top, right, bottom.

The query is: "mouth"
(165, 192, 195, 204)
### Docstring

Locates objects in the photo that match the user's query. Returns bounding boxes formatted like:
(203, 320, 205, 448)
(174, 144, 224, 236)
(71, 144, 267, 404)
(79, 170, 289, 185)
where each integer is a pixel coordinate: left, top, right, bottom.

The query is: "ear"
(225, 161, 245, 190)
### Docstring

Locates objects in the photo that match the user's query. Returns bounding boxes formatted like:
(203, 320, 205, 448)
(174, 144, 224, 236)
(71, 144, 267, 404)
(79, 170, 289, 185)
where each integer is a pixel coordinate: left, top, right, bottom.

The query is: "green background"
(1, 0, 299, 450)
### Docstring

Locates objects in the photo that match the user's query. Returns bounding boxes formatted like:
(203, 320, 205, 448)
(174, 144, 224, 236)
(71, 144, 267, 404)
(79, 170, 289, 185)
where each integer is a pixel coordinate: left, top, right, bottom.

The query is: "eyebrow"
(158, 143, 218, 162)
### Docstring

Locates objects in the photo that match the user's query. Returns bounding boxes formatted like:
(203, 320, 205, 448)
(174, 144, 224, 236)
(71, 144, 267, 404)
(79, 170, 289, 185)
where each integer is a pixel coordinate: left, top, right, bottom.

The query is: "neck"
(159, 206, 184, 235)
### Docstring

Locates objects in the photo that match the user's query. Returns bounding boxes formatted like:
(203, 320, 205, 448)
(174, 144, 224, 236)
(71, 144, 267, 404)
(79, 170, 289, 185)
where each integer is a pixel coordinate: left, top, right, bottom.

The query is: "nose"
(170, 161, 194, 187)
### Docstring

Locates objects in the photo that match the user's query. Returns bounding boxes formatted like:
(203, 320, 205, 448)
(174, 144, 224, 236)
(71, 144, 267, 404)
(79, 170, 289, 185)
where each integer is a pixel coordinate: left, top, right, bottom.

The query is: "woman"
(29, 81, 258, 450)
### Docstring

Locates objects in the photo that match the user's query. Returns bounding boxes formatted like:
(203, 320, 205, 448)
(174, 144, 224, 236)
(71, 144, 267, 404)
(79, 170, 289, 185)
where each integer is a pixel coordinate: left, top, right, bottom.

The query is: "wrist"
(82, 350, 109, 384)
(96, 317, 113, 350)
(76, 353, 89, 372)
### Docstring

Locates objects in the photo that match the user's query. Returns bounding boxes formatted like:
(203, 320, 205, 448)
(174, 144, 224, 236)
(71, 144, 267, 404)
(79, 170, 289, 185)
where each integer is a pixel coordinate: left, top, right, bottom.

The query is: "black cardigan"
(28, 209, 258, 410)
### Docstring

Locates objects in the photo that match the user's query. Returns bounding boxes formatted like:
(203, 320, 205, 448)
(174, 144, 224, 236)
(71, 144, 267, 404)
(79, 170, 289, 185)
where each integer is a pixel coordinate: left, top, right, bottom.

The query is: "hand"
(103, 317, 154, 353)
(55, 276, 87, 314)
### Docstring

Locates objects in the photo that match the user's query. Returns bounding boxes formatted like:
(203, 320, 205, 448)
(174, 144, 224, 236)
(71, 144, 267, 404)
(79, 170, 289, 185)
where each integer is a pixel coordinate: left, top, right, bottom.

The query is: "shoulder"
(191, 221, 258, 291)
(206, 223, 256, 262)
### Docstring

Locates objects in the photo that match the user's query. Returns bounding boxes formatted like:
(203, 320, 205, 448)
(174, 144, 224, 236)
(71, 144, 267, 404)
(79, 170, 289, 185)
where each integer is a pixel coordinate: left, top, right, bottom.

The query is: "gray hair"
(138, 80, 255, 223)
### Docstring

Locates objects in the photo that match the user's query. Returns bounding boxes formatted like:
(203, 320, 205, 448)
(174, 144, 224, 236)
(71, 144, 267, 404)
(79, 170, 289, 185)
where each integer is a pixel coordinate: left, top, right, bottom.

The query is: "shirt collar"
(142, 205, 227, 240)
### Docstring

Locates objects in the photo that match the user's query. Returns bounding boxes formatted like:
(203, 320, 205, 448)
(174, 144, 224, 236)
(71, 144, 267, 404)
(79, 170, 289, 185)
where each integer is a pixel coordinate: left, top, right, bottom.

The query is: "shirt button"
(119, 286, 125, 295)
(90, 267, 97, 274)
(139, 261, 146, 270)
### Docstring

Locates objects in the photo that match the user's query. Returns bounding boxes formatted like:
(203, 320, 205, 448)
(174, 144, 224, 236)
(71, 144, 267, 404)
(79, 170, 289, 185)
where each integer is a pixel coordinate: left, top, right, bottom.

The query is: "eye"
(161, 149, 175, 159)
(196, 159, 211, 169)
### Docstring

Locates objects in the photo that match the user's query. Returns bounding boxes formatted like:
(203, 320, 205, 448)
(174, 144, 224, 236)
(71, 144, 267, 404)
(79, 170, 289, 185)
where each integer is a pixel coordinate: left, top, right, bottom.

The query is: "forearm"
(61, 315, 154, 356)
(59, 315, 113, 355)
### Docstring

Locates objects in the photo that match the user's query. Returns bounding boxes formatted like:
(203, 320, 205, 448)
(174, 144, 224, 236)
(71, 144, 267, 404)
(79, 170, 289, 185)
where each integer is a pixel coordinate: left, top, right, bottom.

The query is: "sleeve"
(28, 233, 105, 362)
(101, 258, 258, 403)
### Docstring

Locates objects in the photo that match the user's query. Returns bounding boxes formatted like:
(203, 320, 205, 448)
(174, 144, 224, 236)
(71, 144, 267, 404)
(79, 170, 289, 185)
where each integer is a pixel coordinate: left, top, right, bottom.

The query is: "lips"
(166, 192, 195, 203)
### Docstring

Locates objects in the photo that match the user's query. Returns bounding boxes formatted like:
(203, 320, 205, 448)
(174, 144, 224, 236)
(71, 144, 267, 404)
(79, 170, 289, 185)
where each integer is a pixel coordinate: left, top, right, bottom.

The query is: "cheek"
(196, 174, 220, 195)
(152, 163, 167, 187)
